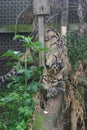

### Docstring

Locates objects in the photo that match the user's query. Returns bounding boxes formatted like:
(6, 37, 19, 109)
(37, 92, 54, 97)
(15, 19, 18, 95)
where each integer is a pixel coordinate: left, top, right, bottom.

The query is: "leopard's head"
(41, 67, 63, 90)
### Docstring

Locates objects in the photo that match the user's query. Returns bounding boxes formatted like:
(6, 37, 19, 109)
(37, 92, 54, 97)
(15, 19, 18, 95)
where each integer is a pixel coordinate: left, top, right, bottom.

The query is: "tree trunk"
(71, 109, 78, 130)
(78, 0, 85, 34)
(33, 92, 64, 130)
(77, 76, 87, 88)
(43, 92, 64, 130)
(61, 0, 69, 36)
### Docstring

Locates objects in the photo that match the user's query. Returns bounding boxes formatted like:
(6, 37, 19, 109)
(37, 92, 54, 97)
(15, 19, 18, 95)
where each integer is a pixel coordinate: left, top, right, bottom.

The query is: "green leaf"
(18, 106, 33, 117)
(39, 47, 50, 52)
(13, 35, 25, 41)
(23, 43, 32, 47)
(17, 69, 25, 74)
(7, 81, 18, 88)
(16, 120, 26, 130)
(32, 85, 37, 93)
(24, 98, 32, 106)
(0, 102, 4, 106)
(1, 50, 20, 60)
(23, 93, 30, 98)
(24, 69, 31, 80)
(19, 85, 25, 91)
(25, 36, 32, 44)
(27, 81, 39, 93)
(33, 41, 41, 48)
(0, 93, 20, 104)
(1, 50, 14, 57)
(33, 41, 49, 51)
(18, 107, 24, 114)
(29, 66, 38, 72)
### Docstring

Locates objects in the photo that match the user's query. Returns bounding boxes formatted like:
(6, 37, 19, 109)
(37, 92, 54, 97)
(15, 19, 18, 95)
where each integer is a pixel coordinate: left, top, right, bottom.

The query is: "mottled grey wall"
(0, 0, 32, 25)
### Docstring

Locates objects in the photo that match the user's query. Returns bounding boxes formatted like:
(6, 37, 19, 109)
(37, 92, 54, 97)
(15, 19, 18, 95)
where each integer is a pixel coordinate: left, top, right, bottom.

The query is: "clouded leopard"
(40, 28, 71, 97)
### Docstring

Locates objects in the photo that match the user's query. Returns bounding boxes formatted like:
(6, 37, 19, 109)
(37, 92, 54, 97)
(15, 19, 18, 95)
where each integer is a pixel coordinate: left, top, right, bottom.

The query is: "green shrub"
(66, 30, 87, 68)
(0, 35, 45, 130)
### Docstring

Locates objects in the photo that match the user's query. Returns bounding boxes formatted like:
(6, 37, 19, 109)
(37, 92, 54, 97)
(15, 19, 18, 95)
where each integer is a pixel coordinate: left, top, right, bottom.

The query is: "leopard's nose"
(45, 64, 50, 69)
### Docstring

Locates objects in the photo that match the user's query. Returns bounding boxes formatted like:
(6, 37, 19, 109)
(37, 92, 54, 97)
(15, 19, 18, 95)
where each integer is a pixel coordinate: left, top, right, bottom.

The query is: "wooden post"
(38, 16, 45, 66)
(33, 0, 50, 66)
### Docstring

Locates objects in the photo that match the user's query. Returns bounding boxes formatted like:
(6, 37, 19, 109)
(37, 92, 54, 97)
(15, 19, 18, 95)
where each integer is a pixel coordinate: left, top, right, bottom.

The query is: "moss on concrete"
(33, 114, 45, 130)
(0, 24, 32, 32)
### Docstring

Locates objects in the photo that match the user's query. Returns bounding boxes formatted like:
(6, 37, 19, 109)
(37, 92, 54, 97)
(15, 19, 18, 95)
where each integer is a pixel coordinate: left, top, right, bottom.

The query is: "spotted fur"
(40, 28, 71, 97)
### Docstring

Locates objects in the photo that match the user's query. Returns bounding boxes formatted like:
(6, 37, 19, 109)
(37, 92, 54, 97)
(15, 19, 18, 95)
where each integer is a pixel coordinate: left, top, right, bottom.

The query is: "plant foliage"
(66, 30, 87, 68)
(0, 35, 44, 130)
